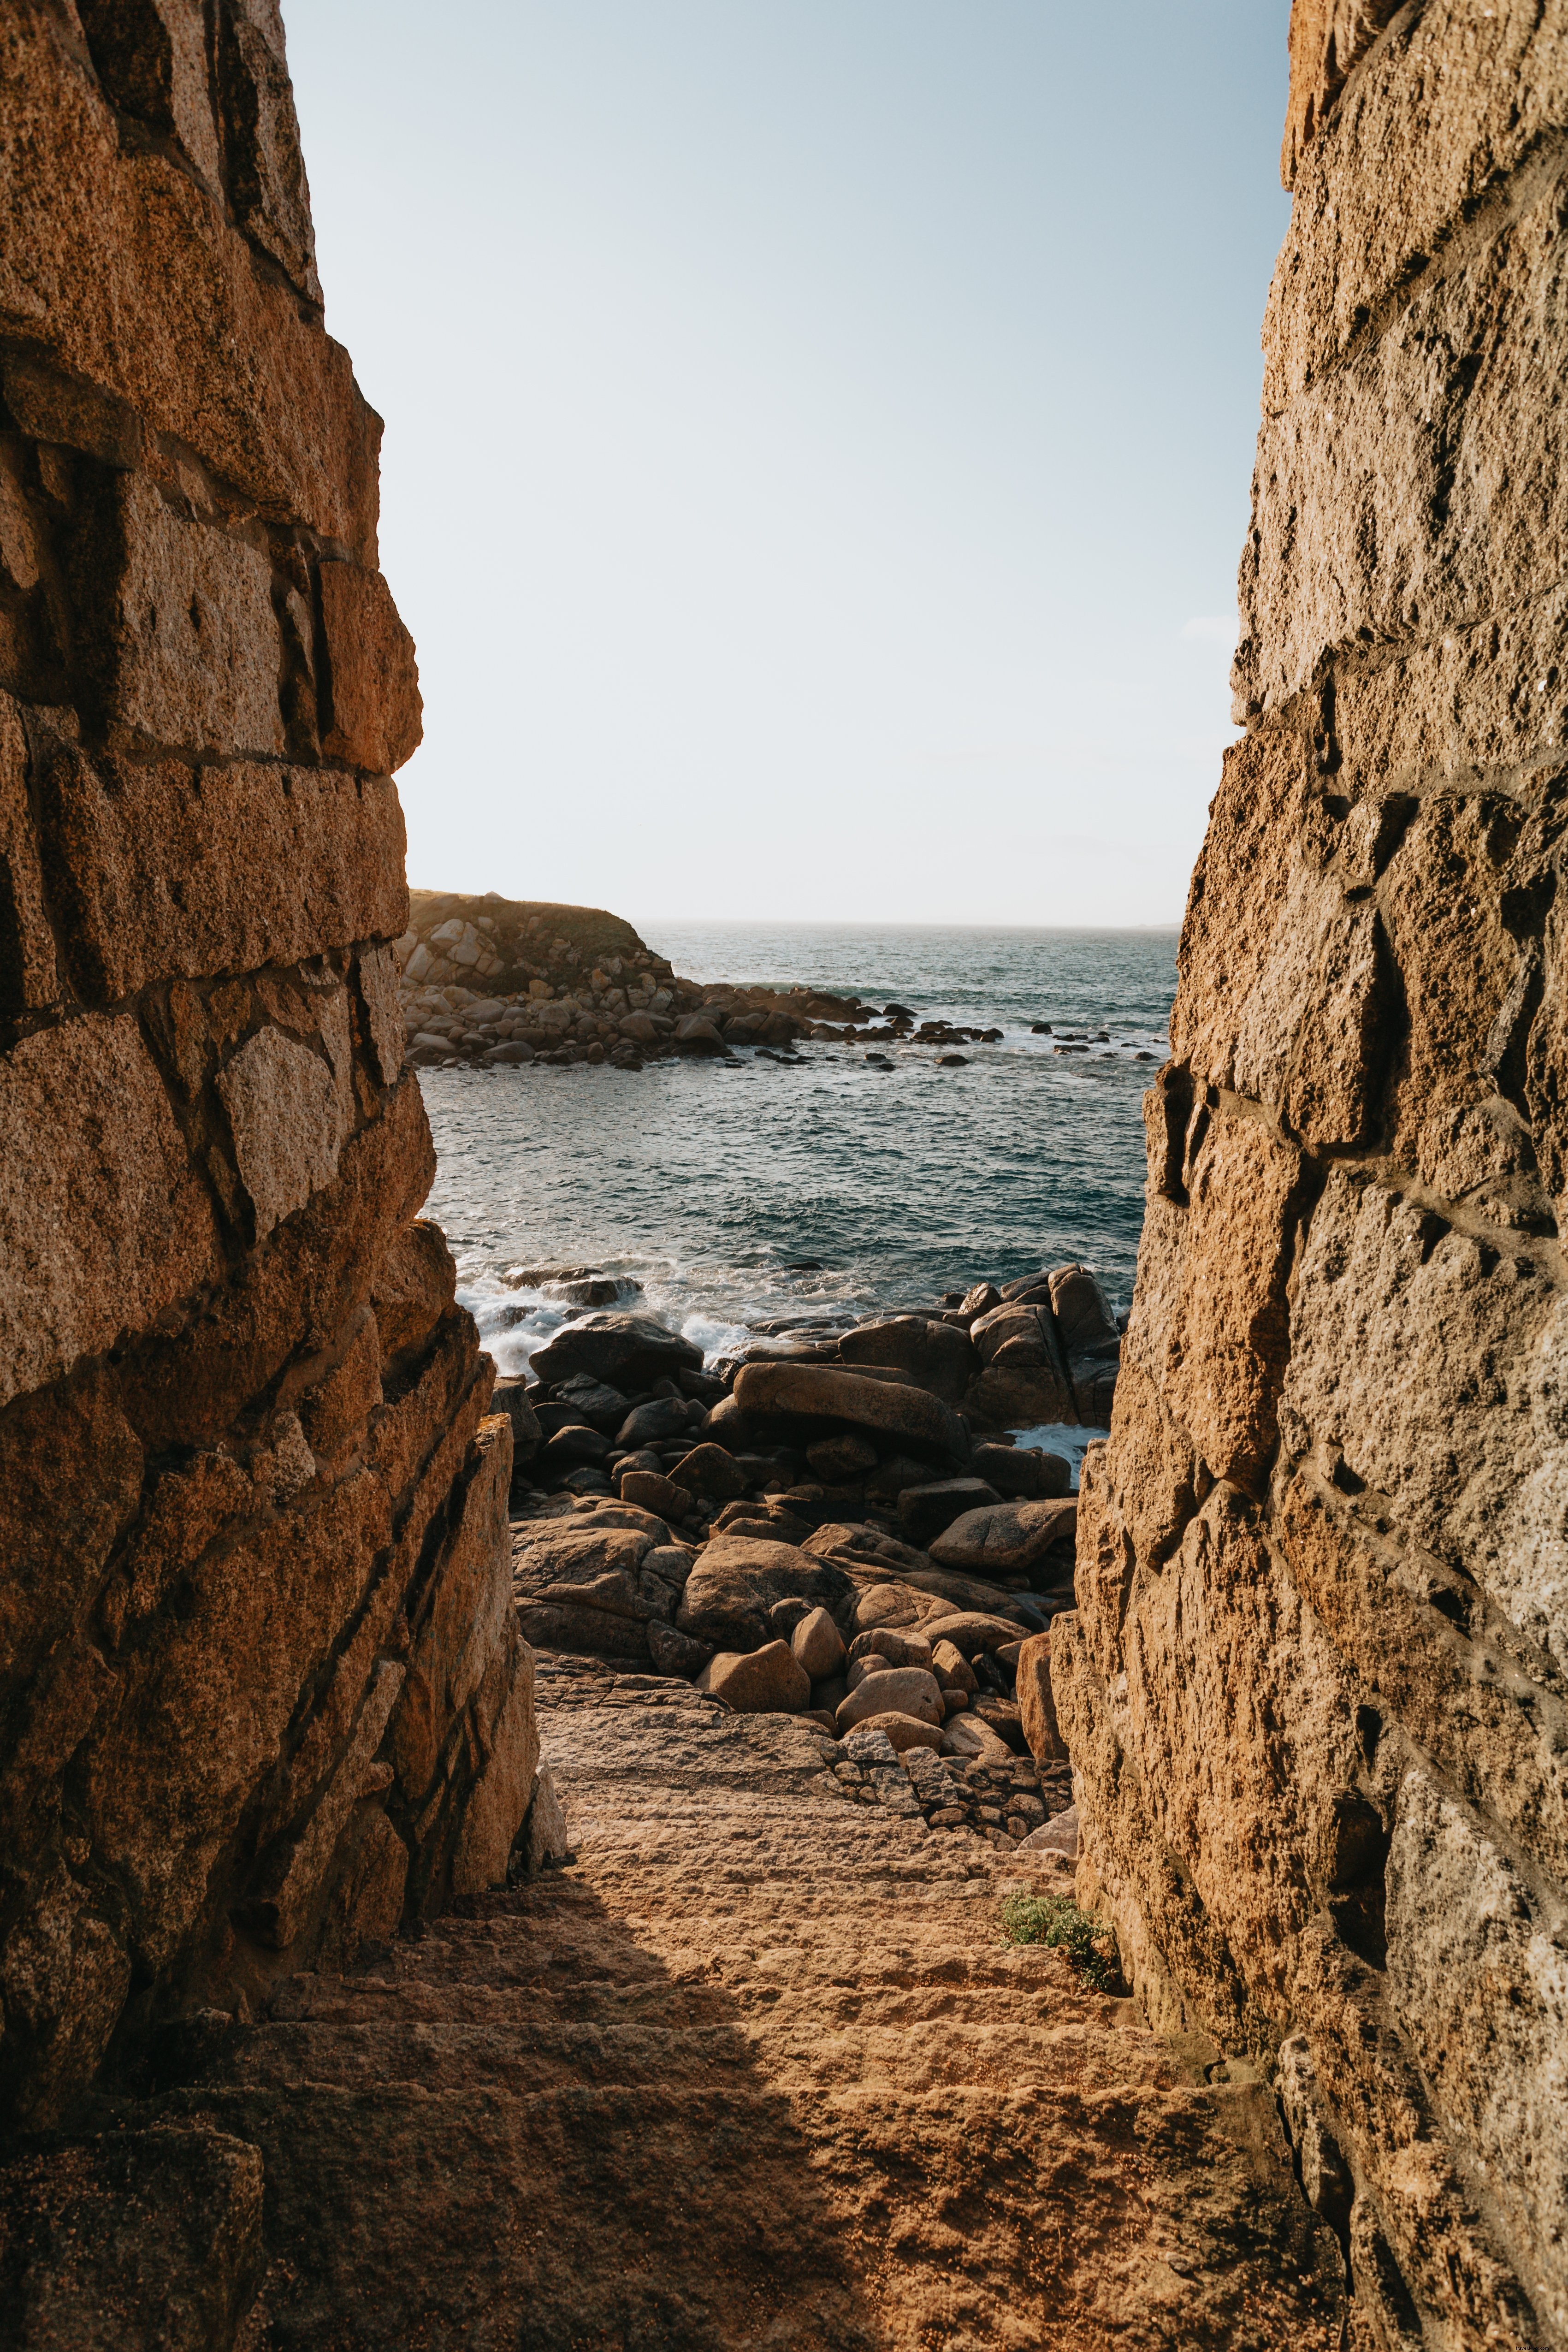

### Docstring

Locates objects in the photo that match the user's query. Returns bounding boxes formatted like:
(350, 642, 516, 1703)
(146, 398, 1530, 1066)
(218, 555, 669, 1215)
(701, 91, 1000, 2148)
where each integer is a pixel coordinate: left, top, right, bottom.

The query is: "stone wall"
(1055, 6, 1568, 2345)
(0, 1, 534, 2135)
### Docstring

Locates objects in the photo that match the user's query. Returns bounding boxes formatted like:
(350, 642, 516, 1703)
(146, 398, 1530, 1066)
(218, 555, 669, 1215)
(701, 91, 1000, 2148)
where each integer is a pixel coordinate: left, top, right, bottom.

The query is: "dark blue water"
(420, 923, 1177, 1379)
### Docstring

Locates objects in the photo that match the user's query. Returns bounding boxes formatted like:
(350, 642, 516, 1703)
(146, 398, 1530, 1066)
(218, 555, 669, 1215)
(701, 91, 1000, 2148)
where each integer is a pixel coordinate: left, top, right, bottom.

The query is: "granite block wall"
(0, 0, 534, 2136)
(1055, 6, 1568, 2343)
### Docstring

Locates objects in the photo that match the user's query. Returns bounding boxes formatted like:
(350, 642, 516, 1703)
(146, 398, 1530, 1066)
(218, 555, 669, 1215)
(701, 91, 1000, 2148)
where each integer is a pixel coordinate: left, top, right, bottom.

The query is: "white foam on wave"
(1010, 1422, 1107, 1491)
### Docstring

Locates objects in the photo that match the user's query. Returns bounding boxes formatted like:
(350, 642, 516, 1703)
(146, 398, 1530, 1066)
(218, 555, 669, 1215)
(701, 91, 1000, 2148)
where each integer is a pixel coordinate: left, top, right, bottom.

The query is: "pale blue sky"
(286, 2, 1292, 924)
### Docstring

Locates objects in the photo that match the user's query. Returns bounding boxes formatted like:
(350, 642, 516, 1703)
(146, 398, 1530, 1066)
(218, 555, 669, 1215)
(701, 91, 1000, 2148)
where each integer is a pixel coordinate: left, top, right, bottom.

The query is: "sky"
(285, 1, 1293, 927)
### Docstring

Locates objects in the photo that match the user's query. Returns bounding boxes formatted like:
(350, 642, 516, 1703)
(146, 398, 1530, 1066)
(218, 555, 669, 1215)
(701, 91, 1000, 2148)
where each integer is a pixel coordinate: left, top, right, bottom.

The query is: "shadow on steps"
(135, 1876, 879, 2352)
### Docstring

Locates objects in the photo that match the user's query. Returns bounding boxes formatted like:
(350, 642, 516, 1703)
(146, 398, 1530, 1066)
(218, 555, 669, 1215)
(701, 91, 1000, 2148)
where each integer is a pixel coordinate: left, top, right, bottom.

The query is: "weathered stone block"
(0, 2127, 264, 2348)
(76, 0, 224, 191)
(34, 743, 408, 1000)
(1386, 1770, 1568, 2325)
(83, 1471, 391, 1970)
(0, 1014, 218, 1409)
(1246, 175, 1568, 715)
(81, 475, 284, 757)
(319, 562, 422, 775)
(0, 6, 380, 554)
(1281, 1170, 1565, 1668)
(1162, 1114, 1307, 1493)
(0, 690, 59, 1013)
(1265, 0, 1568, 404)
(217, 1024, 352, 1241)
(216, 0, 322, 305)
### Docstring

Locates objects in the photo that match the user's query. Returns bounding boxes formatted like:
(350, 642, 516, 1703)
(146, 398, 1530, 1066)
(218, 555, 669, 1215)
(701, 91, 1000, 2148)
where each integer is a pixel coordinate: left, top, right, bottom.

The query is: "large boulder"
(697, 1641, 811, 1712)
(941, 1712, 1015, 1763)
(791, 1606, 846, 1680)
(837, 1315, 977, 1404)
(896, 1476, 1001, 1545)
(490, 1378, 542, 1463)
(849, 1711, 944, 1754)
(530, 1312, 704, 1392)
(964, 1304, 1076, 1426)
(1015, 1632, 1067, 1763)
(836, 1666, 944, 1734)
(968, 1442, 1071, 1499)
(675, 1535, 854, 1653)
(962, 1365, 1077, 1433)
(615, 1397, 699, 1447)
(669, 1443, 749, 1501)
(511, 1521, 652, 1603)
(618, 1469, 689, 1521)
(733, 1363, 968, 1461)
(918, 1610, 1030, 1658)
(515, 1603, 650, 1660)
(846, 1627, 933, 1669)
(648, 1620, 713, 1677)
(929, 1499, 1078, 1580)
(1047, 1266, 1121, 1426)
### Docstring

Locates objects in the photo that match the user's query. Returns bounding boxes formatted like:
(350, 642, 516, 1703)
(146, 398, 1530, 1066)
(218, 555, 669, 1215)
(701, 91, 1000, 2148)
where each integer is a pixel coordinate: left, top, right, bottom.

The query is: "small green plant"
(1000, 1891, 1119, 1991)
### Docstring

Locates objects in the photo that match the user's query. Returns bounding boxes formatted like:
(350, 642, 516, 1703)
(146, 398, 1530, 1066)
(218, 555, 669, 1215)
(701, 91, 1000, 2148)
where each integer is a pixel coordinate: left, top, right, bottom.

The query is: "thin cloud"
(1180, 614, 1238, 644)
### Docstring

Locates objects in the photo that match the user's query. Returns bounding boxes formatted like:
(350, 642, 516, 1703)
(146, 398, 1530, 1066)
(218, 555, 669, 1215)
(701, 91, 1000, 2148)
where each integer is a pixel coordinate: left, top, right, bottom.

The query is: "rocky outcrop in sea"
(396, 889, 1032, 1070)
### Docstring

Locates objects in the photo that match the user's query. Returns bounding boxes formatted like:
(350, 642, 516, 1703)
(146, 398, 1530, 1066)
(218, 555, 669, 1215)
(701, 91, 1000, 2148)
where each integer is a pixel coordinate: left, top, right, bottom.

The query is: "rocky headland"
(396, 888, 1096, 1072)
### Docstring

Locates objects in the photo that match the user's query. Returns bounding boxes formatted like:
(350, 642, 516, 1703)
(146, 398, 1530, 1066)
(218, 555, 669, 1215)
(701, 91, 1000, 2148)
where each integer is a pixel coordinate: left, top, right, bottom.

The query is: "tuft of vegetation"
(1000, 1892, 1120, 1991)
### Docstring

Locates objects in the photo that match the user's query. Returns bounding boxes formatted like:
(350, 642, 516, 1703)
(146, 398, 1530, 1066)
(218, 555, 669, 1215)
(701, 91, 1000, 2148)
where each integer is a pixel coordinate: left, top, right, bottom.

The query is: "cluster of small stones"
(531, 1656, 1072, 1851)
(818, 1725, 1071, 1849)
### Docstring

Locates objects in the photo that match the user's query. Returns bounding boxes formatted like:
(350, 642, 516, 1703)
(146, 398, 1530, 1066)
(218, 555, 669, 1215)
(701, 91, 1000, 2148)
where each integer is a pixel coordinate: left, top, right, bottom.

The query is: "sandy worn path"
(171, 1661, 1348, 2349)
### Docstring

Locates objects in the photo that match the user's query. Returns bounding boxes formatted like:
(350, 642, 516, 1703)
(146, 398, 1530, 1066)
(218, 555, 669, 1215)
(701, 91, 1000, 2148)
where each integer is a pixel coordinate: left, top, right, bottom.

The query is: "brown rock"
(835, 1667, 943, 1734)
(86, 474, 284, 757)
(836, 1315, 977, 1403)
(1015, 1634, 1067, 1764)
(896, 1476, 1001, 1544)
(668, 1442, 749, 1501)
(318, 562, 422, 775)
(0, 1014, 219, 1410)
(490, 1378, 542, 1463)
(733, 1360, 968, 1460)
(516, 1605, 651, 1662)
(940, 1713, 1015, 1764)
(371, 1219, 457, 1365)
(0, 2129, 265, 2350)
(0, 4, 527, 2155)
(675, 1536, 853, 1653)
(790, 1606, 846, 1681)
(849, 1711, 945, 1754)
(929, 1499, 1077, 1579)
(696, 1641, 811, 1713)
(647, 1620, 713, 1678)
(530, 1312, 703, 1392)
(35, 748, 408, 1006)
(917, 1611, 1028, 1659)
(617, 1469, 689, 1520)
(805, 1433, 877, 1480)
(968, 1441, 1071, 1499)
(971, 1697, 1029, 1754)
(930, 1639, 978, 1695)
(846, 1627, 934, 1670)
(218, 1023, 352, 1242)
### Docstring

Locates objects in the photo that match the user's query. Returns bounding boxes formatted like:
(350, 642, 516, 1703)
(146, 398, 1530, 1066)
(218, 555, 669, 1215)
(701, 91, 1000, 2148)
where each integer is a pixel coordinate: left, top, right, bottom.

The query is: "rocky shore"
(490, 1254, 1122, 1858)
(396, 889, 1149, 1072)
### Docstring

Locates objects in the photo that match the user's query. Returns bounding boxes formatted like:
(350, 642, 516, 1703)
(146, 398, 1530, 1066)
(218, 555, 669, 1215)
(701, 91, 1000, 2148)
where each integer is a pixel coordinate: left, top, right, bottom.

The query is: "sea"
(418, 923, 1177, 1464)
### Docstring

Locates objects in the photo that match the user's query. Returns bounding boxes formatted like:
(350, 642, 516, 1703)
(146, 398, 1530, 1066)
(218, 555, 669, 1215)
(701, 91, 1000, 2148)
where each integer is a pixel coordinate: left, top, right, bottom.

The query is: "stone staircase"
(141, 1668, 1349, 2350)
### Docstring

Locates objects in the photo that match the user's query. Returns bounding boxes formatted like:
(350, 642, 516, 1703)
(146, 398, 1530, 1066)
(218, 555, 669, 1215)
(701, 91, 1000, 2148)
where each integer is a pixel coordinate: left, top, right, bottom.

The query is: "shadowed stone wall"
(1055, 6, 1568, 2344)
(0, 0, 534, 2135)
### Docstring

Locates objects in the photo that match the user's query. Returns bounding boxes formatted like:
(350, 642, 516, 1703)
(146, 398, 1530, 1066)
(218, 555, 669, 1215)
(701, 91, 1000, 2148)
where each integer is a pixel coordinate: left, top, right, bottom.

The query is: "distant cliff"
(1056, 6, 1568, 2342)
